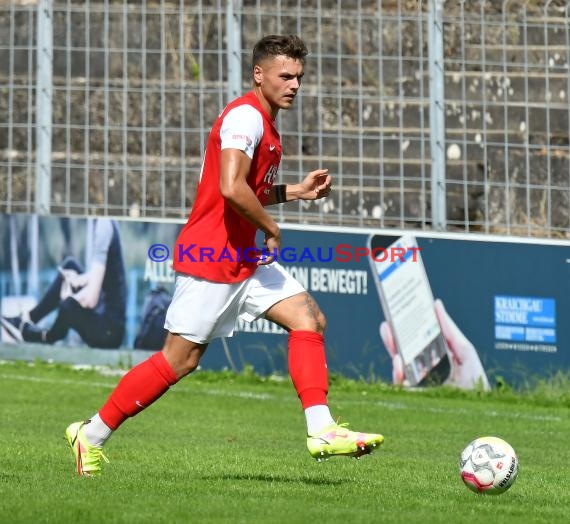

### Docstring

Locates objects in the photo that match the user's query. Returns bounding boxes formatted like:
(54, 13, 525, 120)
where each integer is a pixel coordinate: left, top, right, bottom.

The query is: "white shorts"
(164, 262, 306, 344)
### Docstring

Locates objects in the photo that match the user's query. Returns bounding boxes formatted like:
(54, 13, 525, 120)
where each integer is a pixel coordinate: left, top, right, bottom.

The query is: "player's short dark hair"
(252, 35, 308, 67)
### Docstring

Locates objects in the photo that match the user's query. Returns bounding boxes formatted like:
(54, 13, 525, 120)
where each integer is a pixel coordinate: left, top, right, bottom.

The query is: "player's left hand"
(297, 169, 332, 200)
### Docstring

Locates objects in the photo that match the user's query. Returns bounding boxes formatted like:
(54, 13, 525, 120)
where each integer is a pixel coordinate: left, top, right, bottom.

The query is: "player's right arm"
(219, 148, 281, 260)
(217, 104, 281, 262)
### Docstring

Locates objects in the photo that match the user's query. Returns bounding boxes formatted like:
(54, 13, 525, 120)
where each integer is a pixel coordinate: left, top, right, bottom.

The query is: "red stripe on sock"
(288, 330, 329, 409)
(99, 351, 178, 430)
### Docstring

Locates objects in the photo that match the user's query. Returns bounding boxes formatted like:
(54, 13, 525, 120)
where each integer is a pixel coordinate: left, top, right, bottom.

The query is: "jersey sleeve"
(220, 105, 264, 159)
(91, 218, 114, 266)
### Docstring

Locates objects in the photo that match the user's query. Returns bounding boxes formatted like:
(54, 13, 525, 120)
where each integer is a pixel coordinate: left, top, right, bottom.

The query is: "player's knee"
(180, 354, 201, 376)
(166, 355, 201, 379)
(163, 336, 207, 379)
(320, 316, 328, 334)
(298, 307, 327, 334)
(315, 310, 327, 334)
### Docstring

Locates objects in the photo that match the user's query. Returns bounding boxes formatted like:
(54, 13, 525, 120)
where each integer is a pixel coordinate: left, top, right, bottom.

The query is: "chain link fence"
(1, 0, 569, 237)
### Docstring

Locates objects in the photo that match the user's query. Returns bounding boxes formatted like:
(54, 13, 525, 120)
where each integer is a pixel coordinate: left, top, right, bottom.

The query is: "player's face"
(254, 55, 304, 115)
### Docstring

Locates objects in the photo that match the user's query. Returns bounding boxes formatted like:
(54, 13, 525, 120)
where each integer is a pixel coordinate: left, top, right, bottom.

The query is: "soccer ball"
(459, 436, 519, 495)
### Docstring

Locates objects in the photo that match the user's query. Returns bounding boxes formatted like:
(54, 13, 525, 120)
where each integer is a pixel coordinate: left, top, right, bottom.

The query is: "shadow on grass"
(202, 472, 345, 486)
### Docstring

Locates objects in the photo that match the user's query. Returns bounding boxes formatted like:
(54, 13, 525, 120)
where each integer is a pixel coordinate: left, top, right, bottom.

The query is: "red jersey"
(173, 91, 282, 283)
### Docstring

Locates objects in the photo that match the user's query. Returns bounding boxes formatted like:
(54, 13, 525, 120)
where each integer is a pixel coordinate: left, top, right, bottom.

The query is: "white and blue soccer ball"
(459, 436, 519, 495)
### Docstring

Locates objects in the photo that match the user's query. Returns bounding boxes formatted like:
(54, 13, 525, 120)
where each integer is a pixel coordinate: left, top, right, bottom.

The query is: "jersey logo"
(263, 164, 279, 185)
(232, 134, 253, 146)
(269, 144, 276, 151)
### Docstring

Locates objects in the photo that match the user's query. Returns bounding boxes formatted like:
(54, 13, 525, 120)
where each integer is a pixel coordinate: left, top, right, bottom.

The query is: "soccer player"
(65, 34, 383, 476)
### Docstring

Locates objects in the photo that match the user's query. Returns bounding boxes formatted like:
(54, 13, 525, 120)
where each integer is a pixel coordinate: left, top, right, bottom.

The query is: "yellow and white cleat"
(307, 422, 384, 462)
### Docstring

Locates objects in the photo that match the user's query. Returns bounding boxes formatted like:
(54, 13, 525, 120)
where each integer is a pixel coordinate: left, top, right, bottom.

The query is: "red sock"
(288, 330, 329, 409)
(99, 351, 178, 430)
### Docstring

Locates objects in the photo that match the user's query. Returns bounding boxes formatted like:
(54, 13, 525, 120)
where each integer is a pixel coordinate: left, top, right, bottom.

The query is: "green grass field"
(0, 360, 568, 524)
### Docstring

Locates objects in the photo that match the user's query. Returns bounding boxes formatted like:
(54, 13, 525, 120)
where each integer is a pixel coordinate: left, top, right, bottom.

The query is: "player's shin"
(98, 351, 178, 433)
(288, 330, 334, 435)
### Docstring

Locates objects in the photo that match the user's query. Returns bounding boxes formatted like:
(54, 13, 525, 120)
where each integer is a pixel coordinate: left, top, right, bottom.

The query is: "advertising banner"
(1, 213, 568, 389)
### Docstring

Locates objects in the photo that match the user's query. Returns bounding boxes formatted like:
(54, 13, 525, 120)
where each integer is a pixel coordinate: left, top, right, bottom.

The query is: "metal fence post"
(428, 0, 447, 230)
(35, 0, 53, 215)
(226, 0, 242, 103)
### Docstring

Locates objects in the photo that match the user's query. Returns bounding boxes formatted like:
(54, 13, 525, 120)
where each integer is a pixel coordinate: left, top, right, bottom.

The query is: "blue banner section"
(495, 296, 556, 327)
(1, 213, 569, 388)
(494, 295, 557, 343)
